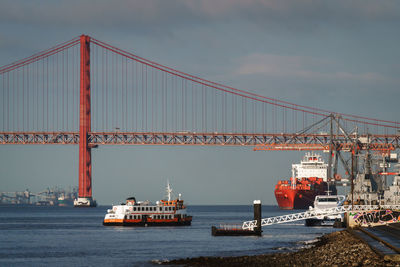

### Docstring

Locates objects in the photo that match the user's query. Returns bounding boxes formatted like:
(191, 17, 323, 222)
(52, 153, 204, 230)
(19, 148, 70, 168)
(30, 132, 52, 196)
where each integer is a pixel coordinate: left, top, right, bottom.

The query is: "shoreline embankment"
(162, 230, 399, 266)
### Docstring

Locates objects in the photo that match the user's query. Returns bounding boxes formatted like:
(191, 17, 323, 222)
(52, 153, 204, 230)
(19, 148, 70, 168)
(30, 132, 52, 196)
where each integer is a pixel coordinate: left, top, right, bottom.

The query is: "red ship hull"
(274, 178, 334, 210)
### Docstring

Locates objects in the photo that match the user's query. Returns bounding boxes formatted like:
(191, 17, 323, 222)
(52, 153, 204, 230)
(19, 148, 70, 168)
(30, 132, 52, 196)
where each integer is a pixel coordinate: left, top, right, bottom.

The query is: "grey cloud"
(0, 0, 399, 32)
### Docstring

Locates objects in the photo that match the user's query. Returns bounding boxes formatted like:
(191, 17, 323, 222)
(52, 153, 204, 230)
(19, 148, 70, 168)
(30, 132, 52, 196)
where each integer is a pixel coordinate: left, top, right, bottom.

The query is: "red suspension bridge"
(1, 35, 399, 205)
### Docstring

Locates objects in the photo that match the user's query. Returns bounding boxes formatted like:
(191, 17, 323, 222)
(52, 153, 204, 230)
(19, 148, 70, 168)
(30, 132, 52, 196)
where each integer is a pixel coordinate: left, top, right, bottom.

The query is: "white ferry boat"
(103, 183, 192, 226)
(305, 195, 346, 226)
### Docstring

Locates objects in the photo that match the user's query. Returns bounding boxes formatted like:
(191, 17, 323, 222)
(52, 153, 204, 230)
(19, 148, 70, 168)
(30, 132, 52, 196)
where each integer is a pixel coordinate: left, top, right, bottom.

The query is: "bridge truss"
(1, 132, 399, 147)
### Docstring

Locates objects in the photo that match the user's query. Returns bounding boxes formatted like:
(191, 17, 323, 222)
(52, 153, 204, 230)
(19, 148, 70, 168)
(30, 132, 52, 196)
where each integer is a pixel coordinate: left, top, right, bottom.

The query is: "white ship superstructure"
(292, 152, 328, 181)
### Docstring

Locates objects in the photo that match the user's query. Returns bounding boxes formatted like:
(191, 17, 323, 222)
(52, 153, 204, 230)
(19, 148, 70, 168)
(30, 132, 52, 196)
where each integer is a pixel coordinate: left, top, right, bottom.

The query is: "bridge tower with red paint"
(73, 35, 97, 207)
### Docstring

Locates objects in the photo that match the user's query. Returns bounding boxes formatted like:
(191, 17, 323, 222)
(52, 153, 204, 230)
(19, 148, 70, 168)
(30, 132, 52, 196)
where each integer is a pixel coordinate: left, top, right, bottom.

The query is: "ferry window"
(142, 207, 145, 211)
(146, 207, 148, 211)
(133, 207, 136, 211)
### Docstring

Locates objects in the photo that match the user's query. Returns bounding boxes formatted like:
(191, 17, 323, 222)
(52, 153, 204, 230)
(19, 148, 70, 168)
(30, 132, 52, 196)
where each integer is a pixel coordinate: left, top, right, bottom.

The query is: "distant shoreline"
(161, 230, 395, 266)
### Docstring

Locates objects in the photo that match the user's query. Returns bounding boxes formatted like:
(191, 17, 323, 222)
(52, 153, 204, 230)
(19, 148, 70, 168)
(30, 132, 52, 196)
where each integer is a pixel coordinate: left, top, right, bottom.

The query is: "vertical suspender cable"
(102, 46, 104, 131)
(62, 50, 65, 131)
(66, 49, 68, 131)
(125, 57, 128, 131)
(105, 49, 108, 131)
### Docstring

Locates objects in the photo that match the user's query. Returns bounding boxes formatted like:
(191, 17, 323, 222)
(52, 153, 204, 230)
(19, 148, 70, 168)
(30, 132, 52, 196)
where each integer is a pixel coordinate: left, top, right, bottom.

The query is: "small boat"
(305, 195, 346, 226)
(103, 182, 192, 226)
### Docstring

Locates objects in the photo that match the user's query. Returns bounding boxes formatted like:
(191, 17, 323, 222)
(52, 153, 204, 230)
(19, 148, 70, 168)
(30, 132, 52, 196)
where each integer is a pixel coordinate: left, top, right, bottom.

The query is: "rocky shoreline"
(162, 230, 399, 266)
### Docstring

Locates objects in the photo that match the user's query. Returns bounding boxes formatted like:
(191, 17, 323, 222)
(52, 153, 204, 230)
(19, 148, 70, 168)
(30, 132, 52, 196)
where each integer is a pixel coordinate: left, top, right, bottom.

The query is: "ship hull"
(274, 183, 336, 210)
(103, 217, 192, 226)
(275, 188, 322, 209)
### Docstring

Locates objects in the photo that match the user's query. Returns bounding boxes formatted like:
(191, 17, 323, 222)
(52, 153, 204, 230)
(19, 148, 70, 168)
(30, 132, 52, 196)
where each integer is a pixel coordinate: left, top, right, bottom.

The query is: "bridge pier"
(74, 35, 96, 207)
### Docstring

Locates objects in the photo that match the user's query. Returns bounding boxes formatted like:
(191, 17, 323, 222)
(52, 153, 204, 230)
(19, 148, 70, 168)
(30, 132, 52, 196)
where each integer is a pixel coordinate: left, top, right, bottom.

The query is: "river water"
(0, 205, 338, 266)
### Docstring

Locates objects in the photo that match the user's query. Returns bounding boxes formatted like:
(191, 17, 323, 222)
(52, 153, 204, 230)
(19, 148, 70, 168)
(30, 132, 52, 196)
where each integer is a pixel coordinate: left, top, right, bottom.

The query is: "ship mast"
(166, 181, 172, 201)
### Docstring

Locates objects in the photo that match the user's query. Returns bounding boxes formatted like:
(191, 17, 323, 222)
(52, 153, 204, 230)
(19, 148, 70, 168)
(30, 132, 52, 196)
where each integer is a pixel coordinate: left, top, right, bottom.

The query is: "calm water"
(0, 205, 338, 266)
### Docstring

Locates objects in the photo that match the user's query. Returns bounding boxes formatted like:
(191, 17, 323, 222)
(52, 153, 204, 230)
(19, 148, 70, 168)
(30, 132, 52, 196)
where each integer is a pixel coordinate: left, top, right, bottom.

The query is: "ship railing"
(216, 224, 245, 231)
(242, 205, 400, 230)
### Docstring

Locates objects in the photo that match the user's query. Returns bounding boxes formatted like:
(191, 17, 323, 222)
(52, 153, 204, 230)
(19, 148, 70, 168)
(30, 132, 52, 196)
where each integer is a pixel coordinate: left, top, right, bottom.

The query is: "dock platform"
(211, 225, 261, 236)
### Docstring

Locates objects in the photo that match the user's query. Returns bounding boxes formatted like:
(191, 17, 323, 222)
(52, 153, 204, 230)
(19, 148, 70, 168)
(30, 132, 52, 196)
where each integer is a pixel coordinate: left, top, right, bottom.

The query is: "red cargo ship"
(274, 153, 336, 210)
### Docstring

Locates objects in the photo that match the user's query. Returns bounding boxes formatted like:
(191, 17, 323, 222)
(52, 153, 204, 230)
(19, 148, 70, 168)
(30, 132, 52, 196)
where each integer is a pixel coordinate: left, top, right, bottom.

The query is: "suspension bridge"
(1, 35, 399, 205)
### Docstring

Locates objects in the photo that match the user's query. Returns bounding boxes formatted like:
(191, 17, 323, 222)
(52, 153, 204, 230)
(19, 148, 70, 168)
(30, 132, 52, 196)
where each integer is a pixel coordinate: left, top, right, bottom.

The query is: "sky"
(0, 0, 399, 205)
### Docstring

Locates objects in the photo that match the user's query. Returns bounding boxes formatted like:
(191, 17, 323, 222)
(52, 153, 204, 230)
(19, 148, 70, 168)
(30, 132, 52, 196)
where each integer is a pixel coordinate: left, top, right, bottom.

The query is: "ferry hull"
(103, 217, 192, 226)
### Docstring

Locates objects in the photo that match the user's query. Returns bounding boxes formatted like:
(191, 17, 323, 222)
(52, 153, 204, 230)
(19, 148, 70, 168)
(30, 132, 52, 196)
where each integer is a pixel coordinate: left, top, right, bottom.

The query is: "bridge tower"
(74, 35, 96, 207)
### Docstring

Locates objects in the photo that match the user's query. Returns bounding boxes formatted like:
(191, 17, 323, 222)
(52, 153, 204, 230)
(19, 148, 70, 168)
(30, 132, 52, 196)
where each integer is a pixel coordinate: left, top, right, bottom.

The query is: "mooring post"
(254, 200, 262, 235)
